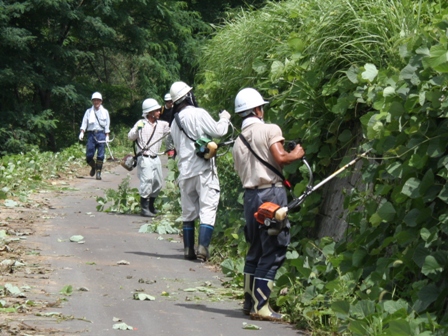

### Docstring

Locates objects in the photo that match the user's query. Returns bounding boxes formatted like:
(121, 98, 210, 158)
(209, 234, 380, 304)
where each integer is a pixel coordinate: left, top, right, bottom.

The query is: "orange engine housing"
(254, 202, 281, 225)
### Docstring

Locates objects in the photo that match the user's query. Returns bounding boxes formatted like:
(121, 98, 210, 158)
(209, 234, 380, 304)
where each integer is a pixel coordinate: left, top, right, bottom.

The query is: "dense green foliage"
(197, 0, 448, 334)
(0, 0, 209, 155)
(4, 0, 448, 334)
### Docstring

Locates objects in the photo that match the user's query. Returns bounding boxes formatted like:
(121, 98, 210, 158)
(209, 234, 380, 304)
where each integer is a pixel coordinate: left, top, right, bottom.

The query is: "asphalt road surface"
(25, 157, 305, 336)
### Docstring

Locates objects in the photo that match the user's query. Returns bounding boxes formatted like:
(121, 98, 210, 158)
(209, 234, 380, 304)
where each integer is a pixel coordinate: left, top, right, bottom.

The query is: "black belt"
(142, 154, 157, 159)
(87, 130, 104, 134)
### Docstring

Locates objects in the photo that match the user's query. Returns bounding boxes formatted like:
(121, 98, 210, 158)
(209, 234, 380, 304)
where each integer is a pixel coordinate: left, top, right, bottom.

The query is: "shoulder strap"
(94, 109, 106, 129)
(174, 112, 196, 142)
(238, 134, 291, 189)
(137, 122, 158, 151)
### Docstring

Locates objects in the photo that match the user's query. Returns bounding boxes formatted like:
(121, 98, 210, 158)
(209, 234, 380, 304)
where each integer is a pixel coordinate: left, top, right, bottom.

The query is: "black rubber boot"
(243, 273, 254, 315)
(148, 197, 158, 214)
(140, 197, 155, 217)
(183, 221, 196, 260)
(197, 224, 214, 261)
(95, 160, 103, 180)
(250, 278, 285, 321)
(87, 159, 96, 177)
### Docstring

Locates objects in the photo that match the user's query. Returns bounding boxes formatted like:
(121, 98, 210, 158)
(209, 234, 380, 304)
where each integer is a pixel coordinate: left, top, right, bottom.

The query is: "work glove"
(78, 132, 84, 141)
(106, 135, 109, 142)
(219, 110, 231, 121)
(137, 120, 145, 130)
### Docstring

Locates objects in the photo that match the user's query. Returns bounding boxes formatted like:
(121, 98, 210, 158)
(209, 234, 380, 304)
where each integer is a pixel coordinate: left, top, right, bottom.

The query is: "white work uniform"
(80, 105, 110, 133)
(128, 119, 170, 198)
(171, 105, 229, 224)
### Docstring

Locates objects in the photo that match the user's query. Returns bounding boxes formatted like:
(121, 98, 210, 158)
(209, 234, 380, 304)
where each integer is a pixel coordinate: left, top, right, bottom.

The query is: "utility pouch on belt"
(195, 136, 218, 160)
(121, 140, 140, 171)
(121, 154, 136, 171)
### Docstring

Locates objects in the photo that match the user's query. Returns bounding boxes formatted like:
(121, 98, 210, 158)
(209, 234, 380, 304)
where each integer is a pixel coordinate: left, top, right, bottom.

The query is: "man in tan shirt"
(233, 88, 305, 321)
(128, 98, 170, 217)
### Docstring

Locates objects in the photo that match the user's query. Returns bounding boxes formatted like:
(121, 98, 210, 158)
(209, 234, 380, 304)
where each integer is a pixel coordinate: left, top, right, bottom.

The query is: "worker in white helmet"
(232, 88, 305, 321)
(160, 93, 176, 159)
(169, 81, 231, 261)
(79, 92, 111, 180)
(128, 98, 170, 217)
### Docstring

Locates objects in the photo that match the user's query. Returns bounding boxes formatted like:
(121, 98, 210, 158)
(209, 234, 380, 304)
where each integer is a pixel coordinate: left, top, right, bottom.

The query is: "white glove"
(106, 135, 109, 142)
(79, 132, 84, 141)
(219, 110, 231, 121)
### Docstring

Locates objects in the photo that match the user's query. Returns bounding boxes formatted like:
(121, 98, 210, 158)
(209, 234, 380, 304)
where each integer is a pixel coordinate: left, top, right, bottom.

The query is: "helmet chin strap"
(248, 107, 263, 120)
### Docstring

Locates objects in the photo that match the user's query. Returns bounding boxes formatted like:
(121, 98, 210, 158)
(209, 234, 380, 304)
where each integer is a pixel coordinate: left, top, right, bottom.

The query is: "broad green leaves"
(421, 255, 443, 276)
(423, 45, 448, 73)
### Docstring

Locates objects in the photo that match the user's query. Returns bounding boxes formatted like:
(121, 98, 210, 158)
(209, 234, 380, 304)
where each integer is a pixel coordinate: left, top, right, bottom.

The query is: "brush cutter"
(255, 146, 371, 235)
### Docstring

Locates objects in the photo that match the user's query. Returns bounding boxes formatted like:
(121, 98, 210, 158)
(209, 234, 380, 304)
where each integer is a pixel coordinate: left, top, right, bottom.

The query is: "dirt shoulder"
(0, 160, 302, 336)
(0, 181, 79, 334)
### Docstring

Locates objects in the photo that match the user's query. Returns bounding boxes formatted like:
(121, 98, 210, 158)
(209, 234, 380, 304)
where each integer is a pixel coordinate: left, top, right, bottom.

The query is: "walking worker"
(169, 81, 231, 261)
(232, 88, 305, 321)
(79, 92, 110, 180)
(160, 93, 176, 159)
(128, 98, 170, 217)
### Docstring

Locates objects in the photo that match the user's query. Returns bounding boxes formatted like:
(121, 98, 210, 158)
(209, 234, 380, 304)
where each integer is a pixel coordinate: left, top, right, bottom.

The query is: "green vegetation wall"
(198, 0, 448, 333)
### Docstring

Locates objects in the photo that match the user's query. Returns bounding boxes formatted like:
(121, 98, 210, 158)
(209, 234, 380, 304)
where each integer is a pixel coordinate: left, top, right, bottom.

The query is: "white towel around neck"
(89, 106, 102, 124)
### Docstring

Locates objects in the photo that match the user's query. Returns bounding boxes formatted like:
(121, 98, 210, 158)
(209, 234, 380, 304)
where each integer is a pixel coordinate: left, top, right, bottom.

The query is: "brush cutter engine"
(254, 202, 289, 235)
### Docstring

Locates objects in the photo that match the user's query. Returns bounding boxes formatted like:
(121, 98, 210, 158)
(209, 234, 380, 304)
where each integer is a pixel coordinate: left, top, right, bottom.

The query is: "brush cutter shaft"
(106, 142, 115, 160)
(287, 149, 371, 210)
(143, 131, 171, 155)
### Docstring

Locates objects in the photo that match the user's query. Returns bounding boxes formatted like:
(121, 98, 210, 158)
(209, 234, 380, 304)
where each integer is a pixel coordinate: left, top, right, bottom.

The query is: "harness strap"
(238, 134, 291, 190)
(174, 113, 196, 142)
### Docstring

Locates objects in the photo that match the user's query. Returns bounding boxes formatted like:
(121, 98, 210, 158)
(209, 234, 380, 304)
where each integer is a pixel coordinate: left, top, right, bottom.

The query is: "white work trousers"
(178, 169, 220, 225)
(137, 156, 163, 198)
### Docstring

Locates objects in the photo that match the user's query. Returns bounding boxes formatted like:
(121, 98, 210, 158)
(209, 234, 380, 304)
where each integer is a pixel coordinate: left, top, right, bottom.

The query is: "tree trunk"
(316, 137, 366, 241)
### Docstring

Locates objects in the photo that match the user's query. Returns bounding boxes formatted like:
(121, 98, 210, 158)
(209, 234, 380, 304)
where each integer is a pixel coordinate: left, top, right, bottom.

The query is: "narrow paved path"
(26, 158, 303, 336)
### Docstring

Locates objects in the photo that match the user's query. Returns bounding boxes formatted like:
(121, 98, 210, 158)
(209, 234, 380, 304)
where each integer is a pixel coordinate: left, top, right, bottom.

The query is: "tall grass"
(197, 0, 423, 114)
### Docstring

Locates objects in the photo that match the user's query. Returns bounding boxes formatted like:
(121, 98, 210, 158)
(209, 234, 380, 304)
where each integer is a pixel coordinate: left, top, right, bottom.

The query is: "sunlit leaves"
(346, 65, 359, 84)
(436, 182, 448, 203)
(376, 202, 396, 222)
(401, 178, 420, 199)
(421, 255, 443, 276)
(362, 63, 378, 82)
(383, 86, 395, 97)
(399, 64, 419, 82)
(423, 45, 448, 73)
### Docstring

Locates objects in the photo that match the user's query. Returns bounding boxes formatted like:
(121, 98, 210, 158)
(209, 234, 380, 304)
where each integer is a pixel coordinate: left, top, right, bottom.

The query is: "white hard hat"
(234, 88, 268, 117)
(170, 81, 192, 104)
(164, 93, 172, 101)
(142, 98, 161, 116)
(91, 92, 102, 100)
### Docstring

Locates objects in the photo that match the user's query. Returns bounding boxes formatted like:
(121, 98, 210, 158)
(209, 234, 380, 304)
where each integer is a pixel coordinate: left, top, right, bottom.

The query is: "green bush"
(197, 0, 448, 334)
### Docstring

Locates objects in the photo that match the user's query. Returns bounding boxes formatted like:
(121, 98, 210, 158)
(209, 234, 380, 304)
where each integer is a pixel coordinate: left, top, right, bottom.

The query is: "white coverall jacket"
(171, 105, 229, 223)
